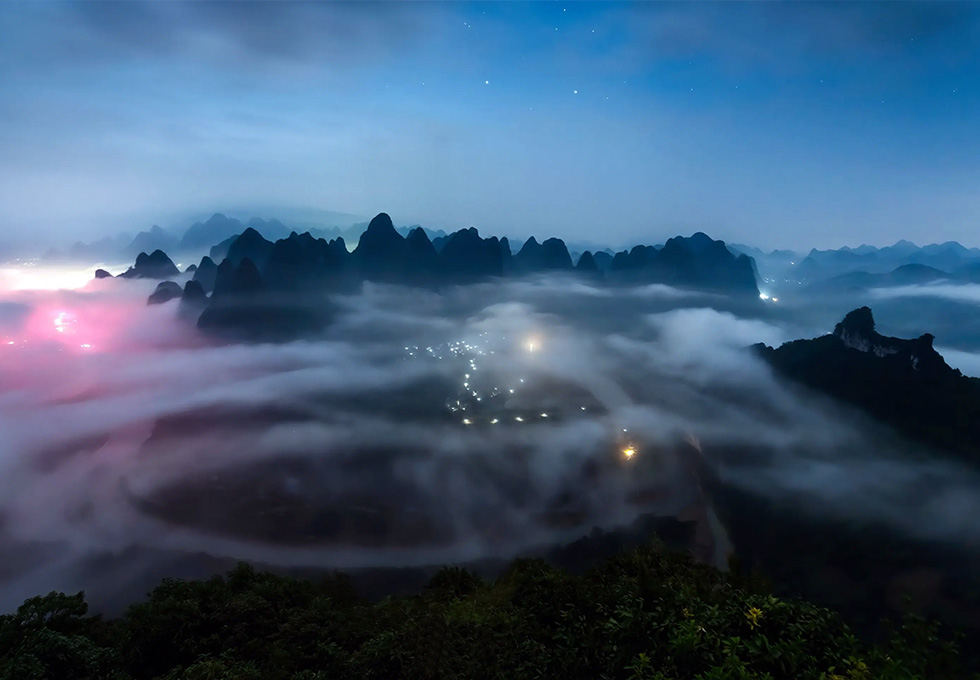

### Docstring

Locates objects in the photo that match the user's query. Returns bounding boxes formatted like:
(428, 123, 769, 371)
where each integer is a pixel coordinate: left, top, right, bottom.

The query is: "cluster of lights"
(53, 311, 71, 333)
(758, 293, 780, 303)
(403, 331, 608, 431)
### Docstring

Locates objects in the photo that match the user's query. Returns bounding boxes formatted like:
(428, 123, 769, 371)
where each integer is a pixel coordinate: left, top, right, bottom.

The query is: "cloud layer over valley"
(1, 273, 979, 613)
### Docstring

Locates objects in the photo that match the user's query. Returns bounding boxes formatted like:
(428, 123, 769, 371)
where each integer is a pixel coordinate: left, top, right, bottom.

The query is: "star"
(573, 89, 579, 94)
(485, 80, 489, 85)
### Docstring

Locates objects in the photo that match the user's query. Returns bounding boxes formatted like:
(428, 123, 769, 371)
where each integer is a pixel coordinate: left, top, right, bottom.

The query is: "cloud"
(2, 273, 980, 612)
(871, 282, 980, 304)
(4, 1, 443, 76)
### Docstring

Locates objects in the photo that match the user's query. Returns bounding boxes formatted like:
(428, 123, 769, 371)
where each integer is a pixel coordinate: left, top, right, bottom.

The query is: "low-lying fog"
(2, 270, 980, 613)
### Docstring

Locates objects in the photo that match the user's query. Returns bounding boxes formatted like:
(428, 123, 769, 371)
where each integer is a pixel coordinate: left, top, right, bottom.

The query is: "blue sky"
(1, 1, 979, 250)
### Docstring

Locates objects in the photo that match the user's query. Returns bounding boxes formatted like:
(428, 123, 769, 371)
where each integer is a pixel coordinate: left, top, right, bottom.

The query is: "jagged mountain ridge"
(193, 216, 758, 295)
(101, 212, 759, 339)
(115, 212, 757, 339)
(755, 306, 980, 461)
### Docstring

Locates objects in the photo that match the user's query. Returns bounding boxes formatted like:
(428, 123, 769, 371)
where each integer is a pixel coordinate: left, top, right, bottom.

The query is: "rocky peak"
(181, 279, 207, 303)
(147, 280, 182, 305)
(833, 306, 877, 352)
(576, 251, 599, 272)
(119, 250, 181, 279)
(832, 307, 951, 373)
(192, 256, 218, 293)
(359, 213, 400, 244)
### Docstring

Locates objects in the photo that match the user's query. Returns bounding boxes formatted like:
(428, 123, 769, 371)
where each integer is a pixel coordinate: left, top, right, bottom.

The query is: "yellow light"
(623, 446, 636, 459)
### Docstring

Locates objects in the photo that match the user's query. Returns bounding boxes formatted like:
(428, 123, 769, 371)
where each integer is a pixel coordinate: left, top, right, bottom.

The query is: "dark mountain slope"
(755, 306, 980, 461)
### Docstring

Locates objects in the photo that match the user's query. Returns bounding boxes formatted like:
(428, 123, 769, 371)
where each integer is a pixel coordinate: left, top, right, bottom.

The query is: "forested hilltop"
(1, 542, 973, 680)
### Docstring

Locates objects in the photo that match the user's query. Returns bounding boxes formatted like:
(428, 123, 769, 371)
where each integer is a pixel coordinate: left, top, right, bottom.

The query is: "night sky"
(2, 1, 978, 249)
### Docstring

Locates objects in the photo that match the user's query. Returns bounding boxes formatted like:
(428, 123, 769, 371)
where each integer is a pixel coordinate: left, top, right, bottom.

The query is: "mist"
(1, 270, 979, 613)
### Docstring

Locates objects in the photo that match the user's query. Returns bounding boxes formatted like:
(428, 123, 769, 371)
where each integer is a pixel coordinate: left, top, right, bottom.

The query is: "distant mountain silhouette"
(94, 268, 113, 280)
(512, 237, 574, 273)
(396, 225, 447, 242)
(224, 227, 275, 269)
(403, 227, 441, 284)
(592, 251, 614, 272)
(810, 264, 950, 292)
(608, 232, 758, 294)
(118, 250, 180, 280)
(177, 280, 209, 320)
(126, 225, 179, 258)
(147, 281, 183, 305)
(755, 307, 980, 461)
(45, 233, 133, 263)
(354, 213, 414, 283)
(180, 213, 245, 252)
(114, 213, 761, 338)
(264, 232, 353, 291)
(575, 251, 599, 273)
(198, 256, 331, 341)
(180, 280, 207, 305)
(191, 256, 219, 293)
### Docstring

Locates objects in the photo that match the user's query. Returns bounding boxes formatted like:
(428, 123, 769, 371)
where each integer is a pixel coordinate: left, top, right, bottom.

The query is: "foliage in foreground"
(0, 543, 974, 680)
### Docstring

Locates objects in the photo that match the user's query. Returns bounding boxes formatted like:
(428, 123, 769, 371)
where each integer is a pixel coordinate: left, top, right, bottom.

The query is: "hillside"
(754, 307, 980, 463)
(0, 543, 972, 680)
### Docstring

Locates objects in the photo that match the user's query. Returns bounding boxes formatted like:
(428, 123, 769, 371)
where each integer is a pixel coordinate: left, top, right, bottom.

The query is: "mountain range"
(99, 212, 760, 339)
(732, 240, 980, 290)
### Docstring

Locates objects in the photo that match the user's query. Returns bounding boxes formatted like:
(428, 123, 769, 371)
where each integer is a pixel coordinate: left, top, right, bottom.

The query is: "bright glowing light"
(462, 418, 472, 425)
(623, 446, 636, 460)
(540, 413, 548, 418)
(5, 341, 13, 346)
(509, 389, 514, 394)
(490, 418, 499, 424)
(759, 293, 770, 300)
(771, 297, 779, 303)
(0, 264, 111, 292)
(80, 343, 91, 349)
(53, 312, 70, 333)
(515, 416, 524, 422)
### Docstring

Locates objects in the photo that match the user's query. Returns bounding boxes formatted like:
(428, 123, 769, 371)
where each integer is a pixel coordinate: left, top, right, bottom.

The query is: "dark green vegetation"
(1, 543, 973, 680)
